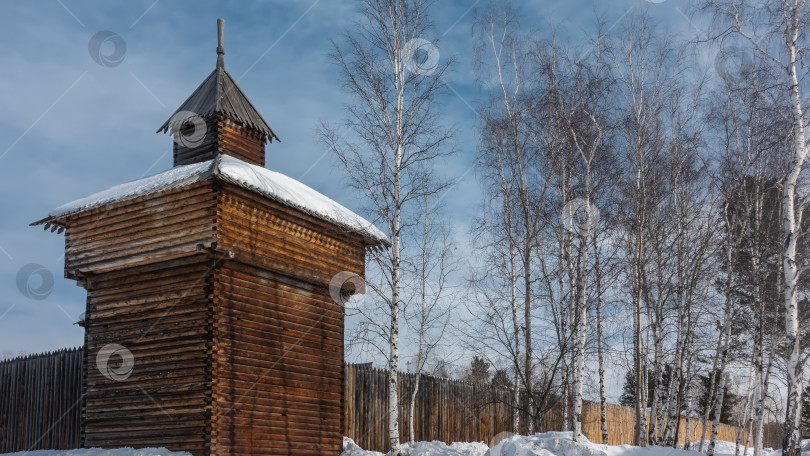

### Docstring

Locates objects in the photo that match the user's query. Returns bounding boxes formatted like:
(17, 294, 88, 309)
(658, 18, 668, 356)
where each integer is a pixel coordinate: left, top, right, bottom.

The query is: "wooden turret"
(34, 19, 386, 456)
(157, 19, 279, 167)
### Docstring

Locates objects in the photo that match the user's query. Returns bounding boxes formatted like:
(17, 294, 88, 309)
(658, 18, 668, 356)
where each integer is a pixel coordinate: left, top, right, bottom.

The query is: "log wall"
(211, 261, 344, 455)
(62, 182, 217, 280)
(216, 183, 366, 282)
(173, 116, 267, 167)
(82, 255, 214, 454)
(60, 181, 220, 454)
(208, 183, 365, 455)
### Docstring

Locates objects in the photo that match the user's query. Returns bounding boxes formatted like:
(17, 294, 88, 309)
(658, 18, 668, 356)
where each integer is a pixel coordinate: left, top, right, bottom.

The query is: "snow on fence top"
(44, 155, 388, 244)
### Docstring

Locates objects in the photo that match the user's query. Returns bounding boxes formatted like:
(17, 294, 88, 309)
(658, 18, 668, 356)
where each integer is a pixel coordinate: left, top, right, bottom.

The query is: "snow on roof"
(216, 156, 387, 243)
(43, 156, 387, 245)
(47, 161, 213, 221)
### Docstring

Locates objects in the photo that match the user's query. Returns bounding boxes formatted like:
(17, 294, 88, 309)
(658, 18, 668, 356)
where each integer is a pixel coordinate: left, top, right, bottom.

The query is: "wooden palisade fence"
(0, 352, 781, 454)
(344, 364, 784, 453)
(0, 348, 83, 453)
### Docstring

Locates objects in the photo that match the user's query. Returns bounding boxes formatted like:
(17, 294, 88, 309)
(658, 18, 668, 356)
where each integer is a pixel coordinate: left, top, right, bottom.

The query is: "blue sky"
(0, 0, 700, 362)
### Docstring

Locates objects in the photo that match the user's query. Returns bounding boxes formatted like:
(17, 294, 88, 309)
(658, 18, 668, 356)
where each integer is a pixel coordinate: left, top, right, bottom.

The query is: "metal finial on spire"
(216, 18, 225, 69)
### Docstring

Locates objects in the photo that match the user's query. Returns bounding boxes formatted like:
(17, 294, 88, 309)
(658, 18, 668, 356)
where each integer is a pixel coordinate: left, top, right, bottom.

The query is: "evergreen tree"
(464, 356, 491, 384)
(491, 368, 514, 390)
(698, 370, 741, 424)
(619, 369, 638, 408)
(619, 367, 666, 408)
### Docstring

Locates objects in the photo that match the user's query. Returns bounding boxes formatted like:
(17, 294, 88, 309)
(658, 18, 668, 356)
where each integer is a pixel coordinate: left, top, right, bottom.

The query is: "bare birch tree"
(609, 10, 681, 445)
(320, 1, 453, 453)
(656, 76, 715, 448)
(470, 5, 526, 433)
(706, 47, 792, 456)
(472, 3, 551, 433)
(697, 2, 810, 453)
(404, 193, 455, 443)
(538, 33, 610, 442)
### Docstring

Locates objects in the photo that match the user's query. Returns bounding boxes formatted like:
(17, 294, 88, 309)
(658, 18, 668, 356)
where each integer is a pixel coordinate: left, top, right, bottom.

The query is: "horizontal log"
(218, 260, 330, 294)
(68, 235, 214, 271)
(210, 397, 340, 421)
(64, 183, 212, 230)
(68, 243, 206, 277)
(212, 358, 341, 390)
(213, 322, 342, 360)
(67, 220, 215, 262)
(213, 417, 340, 439)
(213, 340, 342, 375)
(85, 255, 211, 287)
(215, 304, 342, 348)
(214, 438, 339, 452)
(86, 374, 209, 393)
(220, 183, 370, 248)
(213, 372, 341, 403)
(85, 324, 209, 346)
(66, 199, 215, 246)
(218, 211, 362, 272)
(215, 282, 343, 332)
(216, 270, 343, 322)
(89, 268, 211, 300)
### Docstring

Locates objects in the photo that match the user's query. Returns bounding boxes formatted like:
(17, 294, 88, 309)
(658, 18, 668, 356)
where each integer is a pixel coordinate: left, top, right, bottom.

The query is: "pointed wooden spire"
(216, 18, 225, 69)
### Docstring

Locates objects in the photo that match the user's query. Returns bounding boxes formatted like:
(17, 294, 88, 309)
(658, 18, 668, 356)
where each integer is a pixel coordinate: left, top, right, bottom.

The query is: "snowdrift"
(342, 433, 810, 456)
(3, 434, 808, 456)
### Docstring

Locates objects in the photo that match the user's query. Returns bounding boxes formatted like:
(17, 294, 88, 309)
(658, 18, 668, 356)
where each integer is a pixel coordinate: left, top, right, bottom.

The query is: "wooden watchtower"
(34, 19, 386, 456)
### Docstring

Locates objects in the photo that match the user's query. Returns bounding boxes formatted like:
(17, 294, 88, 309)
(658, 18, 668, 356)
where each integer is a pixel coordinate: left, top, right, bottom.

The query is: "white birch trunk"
(700, 320, 726, 453)
(649, 326, 664, 445)
(632, 165, 647, 446)
(736, 382, 754, 456)
(595, 238, 608, 445)
(409, 374, 419, 444)
(389, 42, 404, 453)
(699, 2, 809, 452)
(322, 2, 453, 453)
(559, 232, 571, 433)
(641, 321, 649, 445)
(685, 380, 694, 451)
(662, 320, 683, 446)
(524, 243, 534, 434)
(753, 325, 776, 456)
(562, 228, 573, 433)
(510, 246, 521, 435)
(707, 302, 734, 456)
(572, 235, 588, 442)
(663, 211, 685, 447)
(781, 19, 807, 454)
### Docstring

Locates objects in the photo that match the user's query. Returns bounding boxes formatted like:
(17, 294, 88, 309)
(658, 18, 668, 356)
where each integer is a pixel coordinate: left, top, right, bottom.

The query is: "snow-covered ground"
(3, 434, 808, 456)
(343, 436, 487, 456)
(683, 439, 810, 456)
(343, 432, 810, 456)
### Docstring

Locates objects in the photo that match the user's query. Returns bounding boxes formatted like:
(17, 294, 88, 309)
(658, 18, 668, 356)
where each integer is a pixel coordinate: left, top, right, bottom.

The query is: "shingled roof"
(156, 19, 279, 142)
